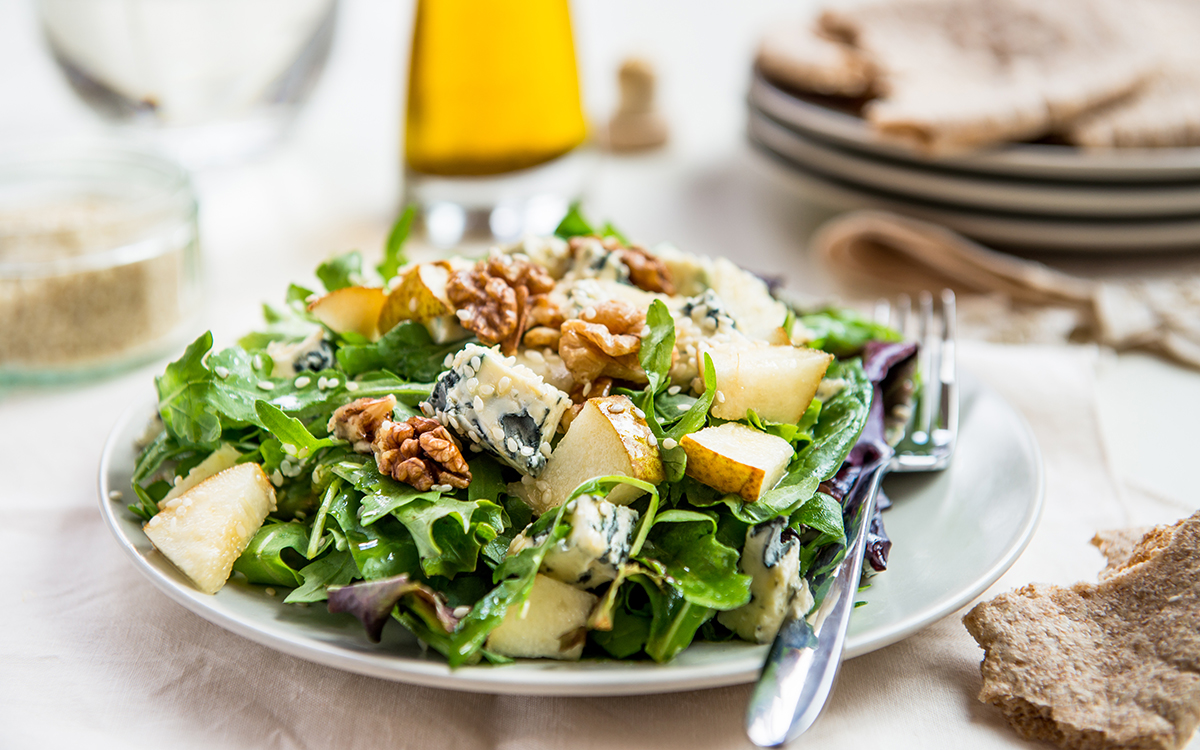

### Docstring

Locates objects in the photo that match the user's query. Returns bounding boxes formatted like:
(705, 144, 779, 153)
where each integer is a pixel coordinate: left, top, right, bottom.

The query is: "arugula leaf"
(336, 321, 468, 381)
(155, 332, 222, 448)
(639, 519, 751, 610)
(791, 491, 845, 543)
(590, 591, 651, 658)
(554, 201, 595, 239)
(657, 353, 718, 483)
(378, 205, 416, 283)
(628, 573, 715, 663)
(316, 250, 363, 292)
(332, 457, 503, 578)
(254, 401, 335, 459)
(284, 548, 359, 603)
(232, 521, 310, 587)
(639, 300, 675, 397)
(799, 307, 901, 357)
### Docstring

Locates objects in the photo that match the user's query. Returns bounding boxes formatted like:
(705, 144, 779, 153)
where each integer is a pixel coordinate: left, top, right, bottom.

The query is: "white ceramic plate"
(99, 372, 1042, 696)
(749, 72, 1200, 183)
(749, 110, 1200, 218)
(752, 142, 1200, 253)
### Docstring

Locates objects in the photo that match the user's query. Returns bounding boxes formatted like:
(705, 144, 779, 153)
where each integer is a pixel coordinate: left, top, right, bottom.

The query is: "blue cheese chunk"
(266, 329, 334, 378)
(717, 518, 811, 644)
(511, 494, 639, 589)
(422, 343, 570, 477)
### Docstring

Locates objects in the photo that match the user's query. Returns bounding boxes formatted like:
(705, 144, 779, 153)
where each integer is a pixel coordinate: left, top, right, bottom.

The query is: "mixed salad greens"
(130, 206, 913, 666)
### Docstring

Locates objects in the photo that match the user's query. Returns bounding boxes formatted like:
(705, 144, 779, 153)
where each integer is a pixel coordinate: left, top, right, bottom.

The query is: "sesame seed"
(582, 381, 593, 396)
(668, 385, 682, 395)
(271, 471, 284, 486)
(326, 378, 340, 388)
(421, 402, 434, 417)
(443, 353, 455, 368)
(317, 377, 328, 390)
(633, 407, 645, 419)
(662, 438, 679, 450)
(506, 437, 519, 453)
(527, 350, 544, 363)
(107, 490, 123, 501)
(583, 306, 597, 319)
(294, 510, 307, 520)
(346, 381, 359, 391)
(257, 381, 275, 391)
(456, 309, 470, 321)
(470, 356, 481, 370)
(520, 445, 535, 457)
(469, 443, 482, 452)
(473, 395, 485, 411)
(716, 390, 726, 403)
(294, 376, 311, 388)
(214, 366, 230, 379)
(282, 443, 297, 457)
(466, 377, 479, 392)
(478, 384, 495, 397)
(497, 376, 512, 394)
(677, 403, 690, 411)
(540, 442, 552, 457)
(452, 606, 470, 619)
(607, 401, 626, 414)
(265, 588, 277, 596)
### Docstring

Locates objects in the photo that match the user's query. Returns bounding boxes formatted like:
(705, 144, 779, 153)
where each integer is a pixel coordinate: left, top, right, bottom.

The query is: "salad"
(130, 206, 914, 666)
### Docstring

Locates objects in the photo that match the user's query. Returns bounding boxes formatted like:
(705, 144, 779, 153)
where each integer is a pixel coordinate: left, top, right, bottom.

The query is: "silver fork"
(746, 289, 958, 747)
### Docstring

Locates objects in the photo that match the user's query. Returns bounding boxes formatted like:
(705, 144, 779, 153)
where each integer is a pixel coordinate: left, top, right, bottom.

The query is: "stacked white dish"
(747, 71, 1200, 253)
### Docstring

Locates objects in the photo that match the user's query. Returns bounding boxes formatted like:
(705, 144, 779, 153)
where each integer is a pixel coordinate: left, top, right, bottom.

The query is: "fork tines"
(875, 290, 958, 463)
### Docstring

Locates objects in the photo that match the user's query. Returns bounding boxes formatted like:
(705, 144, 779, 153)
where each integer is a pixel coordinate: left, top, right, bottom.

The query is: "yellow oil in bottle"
(404, 0, 587, 177)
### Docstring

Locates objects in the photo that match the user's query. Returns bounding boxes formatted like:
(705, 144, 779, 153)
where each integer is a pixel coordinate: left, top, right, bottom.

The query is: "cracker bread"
(1064, 0, 1200, 148)
(818, 0, 1157, 153)
(756, 22, 875, 98)
(963, 512, 1200, 750)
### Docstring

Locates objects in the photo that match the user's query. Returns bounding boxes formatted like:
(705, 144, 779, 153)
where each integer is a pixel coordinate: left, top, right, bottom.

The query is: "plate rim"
(98, 372, 1043, 696)
(748, 108, 1200, 218)
(749, 71, 1200, 182)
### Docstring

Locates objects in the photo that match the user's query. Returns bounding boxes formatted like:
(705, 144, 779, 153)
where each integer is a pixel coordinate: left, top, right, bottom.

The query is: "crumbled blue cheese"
(672, 290, 745, 387)
(717, 518, 809, 644)
(562, 236, 631, 285)
(422, 343, 570, 477)
(266, 328, 334, 378)
(511, 494, 639, 589)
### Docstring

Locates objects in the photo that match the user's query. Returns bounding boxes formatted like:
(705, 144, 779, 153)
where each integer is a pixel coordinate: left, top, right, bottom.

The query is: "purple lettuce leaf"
(327, 574, 460, 643)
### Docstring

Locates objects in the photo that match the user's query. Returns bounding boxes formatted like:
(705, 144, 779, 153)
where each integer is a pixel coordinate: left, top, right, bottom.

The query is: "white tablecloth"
(2, 1, 1198, 748)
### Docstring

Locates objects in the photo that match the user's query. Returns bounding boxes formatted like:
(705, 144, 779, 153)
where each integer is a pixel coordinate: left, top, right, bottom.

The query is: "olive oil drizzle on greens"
(130, 207, 905, 666)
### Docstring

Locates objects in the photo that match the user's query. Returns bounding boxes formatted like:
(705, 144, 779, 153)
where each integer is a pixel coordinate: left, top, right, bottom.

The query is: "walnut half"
(328, 395, 397, 453)
(447, 253, 555, 355)
(372, 416, 472, 491)
(560, 300, 648, 383)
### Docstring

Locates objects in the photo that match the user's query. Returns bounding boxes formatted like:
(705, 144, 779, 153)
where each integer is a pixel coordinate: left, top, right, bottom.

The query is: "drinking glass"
(37, 0, 338, 166)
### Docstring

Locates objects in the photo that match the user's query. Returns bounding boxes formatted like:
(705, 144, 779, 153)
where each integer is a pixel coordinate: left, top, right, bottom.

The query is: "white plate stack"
(748, 71, 1200, 253)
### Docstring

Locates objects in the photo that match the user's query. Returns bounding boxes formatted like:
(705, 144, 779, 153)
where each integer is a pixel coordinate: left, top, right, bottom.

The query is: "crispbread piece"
(819, 0, 1157, 153)
(963, 512, 1200, 750)
(1091, 525, 1161, 581)
(756, 21, 875, 98)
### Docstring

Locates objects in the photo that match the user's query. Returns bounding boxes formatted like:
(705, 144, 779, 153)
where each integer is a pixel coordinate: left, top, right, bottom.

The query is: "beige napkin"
(810, 209, 1200, 369)
(5, 341, 1197, 750)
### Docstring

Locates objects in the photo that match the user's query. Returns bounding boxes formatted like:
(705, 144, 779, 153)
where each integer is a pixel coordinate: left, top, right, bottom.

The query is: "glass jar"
(0, 141, 201, 383)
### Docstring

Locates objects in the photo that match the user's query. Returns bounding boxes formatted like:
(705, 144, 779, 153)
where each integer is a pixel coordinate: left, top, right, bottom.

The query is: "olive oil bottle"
(404, 0, 587, 177)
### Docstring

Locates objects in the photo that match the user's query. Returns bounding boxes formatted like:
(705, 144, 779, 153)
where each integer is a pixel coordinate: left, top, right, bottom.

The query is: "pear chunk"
(517, 395, 663, 515)
(377, 261, 471, 343)
(486, 574, 597, 660)
(159, 444, 241, 507)
(681, 423, 794, 502)
(307, 286, 387, 341)
(701, 343, 833, 424)
(143, 463, 277, 595)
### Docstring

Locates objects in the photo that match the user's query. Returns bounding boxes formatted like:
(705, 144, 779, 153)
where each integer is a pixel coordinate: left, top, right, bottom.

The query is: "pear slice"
(159, 443, 241, 507)
(700, 343, 833, 424)
(143, 463, 277, 595)
(486, 574, 597, 660)
(516, 395, 664, 515)
(307, 286, 387, 340)
(681, 423, 794, 502)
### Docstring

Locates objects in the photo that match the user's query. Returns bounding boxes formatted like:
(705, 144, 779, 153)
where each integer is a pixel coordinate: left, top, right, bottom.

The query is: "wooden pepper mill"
(606, 58, 668, 151)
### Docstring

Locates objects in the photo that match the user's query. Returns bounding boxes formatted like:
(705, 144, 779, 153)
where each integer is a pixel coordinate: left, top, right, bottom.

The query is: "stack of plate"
(747, 71, 1200, 253)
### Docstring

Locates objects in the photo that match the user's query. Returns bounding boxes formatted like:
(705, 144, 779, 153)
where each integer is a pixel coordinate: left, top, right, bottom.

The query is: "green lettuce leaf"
(232, 521, 311, 587)
(336, 321, 468, 381)
(378, 205, 415, 284)
(316, 250, 364, 292)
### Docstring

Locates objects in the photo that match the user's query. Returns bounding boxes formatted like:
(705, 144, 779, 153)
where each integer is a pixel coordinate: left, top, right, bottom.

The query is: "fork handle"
(745, 459, 889, 747)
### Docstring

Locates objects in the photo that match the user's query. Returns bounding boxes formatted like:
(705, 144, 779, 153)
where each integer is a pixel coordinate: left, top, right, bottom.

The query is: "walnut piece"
(447, 253, 555, 355)
(372, 416, 472, 491)
(567, 235, 675, 294)
(559, 300, 648, 383)
(328, 395, 397, 453)
(559, 377, 614, 433)
(616, 244, 675, 295)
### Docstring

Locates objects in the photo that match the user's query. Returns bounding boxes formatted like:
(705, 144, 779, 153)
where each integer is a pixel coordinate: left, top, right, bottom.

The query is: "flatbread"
(819, 0, 1157, 153)
(1064, 0, 1200, 148)
(756, 22, 875, 97)
(963, 512, 1200, 750)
